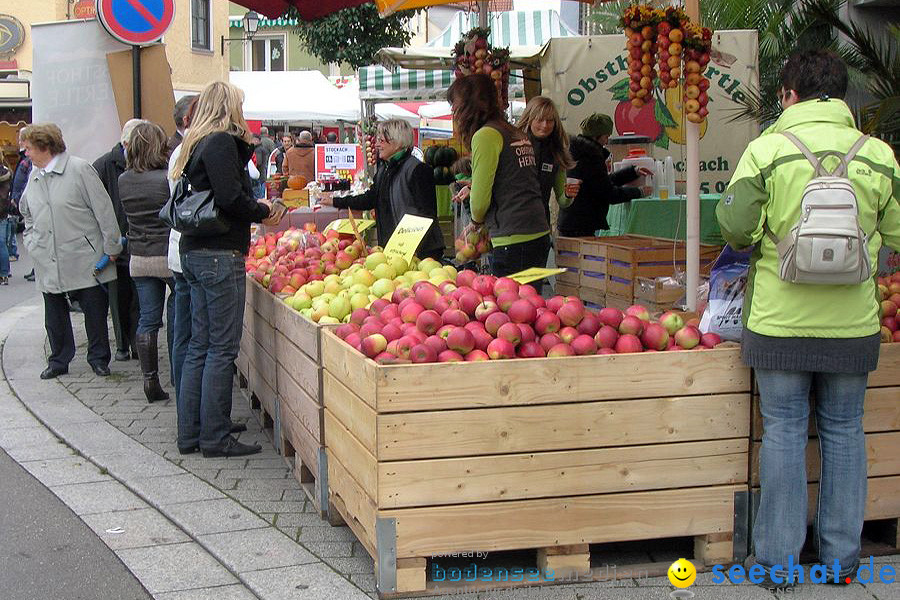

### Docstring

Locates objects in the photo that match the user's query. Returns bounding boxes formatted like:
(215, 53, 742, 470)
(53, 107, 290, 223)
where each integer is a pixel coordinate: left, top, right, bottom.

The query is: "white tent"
(230, 71, 360, 123)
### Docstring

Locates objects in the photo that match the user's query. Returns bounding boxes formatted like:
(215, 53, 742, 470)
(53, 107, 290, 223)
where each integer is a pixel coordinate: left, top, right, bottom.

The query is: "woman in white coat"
(19, 123, 123, 379)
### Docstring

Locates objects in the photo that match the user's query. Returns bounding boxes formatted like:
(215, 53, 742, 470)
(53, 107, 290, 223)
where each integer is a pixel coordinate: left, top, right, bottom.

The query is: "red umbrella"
(232, 0, 368, 20)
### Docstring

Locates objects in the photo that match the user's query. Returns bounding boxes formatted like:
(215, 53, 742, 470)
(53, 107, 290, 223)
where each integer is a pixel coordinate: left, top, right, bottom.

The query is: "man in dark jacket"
(93, 119, 142, 361)
(167, 94, 197, 155)
(558, 113, 648, 237)
(9, 141, 30, 270)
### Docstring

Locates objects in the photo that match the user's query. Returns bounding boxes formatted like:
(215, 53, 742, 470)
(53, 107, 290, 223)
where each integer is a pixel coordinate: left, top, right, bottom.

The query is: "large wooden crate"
(270, 295, 329, 518)
(240, 281, 279, 434)
(321, 329, 753, 596)
(606, 238, 719, 300)
(750, 343, 900, 547)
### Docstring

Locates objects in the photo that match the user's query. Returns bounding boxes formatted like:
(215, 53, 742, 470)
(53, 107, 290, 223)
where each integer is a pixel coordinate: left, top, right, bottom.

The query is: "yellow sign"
(383, 214, 434, 264)
(325, 219, 377, 235)
(508, 267, 567, 284)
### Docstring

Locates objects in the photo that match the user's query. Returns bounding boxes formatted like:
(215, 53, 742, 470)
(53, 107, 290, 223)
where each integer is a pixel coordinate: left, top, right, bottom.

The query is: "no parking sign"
(96, 0, 174, 45)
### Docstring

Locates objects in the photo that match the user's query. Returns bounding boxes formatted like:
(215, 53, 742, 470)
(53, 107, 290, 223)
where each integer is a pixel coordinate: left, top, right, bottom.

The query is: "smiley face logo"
(667, 558, 697, 588)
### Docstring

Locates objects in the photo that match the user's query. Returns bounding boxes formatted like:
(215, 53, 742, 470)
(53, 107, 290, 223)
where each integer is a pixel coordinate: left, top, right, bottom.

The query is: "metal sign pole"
(132, 45, 141, 118)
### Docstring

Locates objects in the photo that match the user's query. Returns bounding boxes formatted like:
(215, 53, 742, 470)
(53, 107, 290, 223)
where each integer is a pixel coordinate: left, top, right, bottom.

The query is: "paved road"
(0, 240, 152, 600)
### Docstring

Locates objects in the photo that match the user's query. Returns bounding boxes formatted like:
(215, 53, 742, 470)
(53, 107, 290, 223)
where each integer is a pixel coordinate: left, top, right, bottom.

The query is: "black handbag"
(160, 174, 228, 237)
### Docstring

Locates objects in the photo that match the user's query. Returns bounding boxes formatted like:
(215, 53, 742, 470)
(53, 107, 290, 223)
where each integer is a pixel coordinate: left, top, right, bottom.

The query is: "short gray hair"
(376, 119, 413, 150)
(298, 130, 313, 143)
(121, 118, 147, 145)
(173, 95, 197, 128)
(260, 126, 269, 135)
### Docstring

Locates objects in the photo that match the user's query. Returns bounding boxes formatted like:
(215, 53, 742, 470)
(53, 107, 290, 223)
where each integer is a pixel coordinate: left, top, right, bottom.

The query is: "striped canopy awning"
(426, 9, 577, 48)
(228, 15, 299, 28)
(358, 65, 526, 100)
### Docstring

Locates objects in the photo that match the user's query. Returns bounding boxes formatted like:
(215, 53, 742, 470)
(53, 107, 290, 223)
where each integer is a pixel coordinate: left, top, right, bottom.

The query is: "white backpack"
(764, 132, 872, 285)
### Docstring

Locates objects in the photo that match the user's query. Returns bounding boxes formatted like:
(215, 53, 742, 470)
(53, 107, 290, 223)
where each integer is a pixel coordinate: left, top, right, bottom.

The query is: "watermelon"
(424, 146, 438, 165)
(433, 167, 443, 182)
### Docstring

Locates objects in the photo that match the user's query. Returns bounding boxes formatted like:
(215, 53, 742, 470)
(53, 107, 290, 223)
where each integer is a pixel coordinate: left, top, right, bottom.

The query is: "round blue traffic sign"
(96, 0, 174, 45)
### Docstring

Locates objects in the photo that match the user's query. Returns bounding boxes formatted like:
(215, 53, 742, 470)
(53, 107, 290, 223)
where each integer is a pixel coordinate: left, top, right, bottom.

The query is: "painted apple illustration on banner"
(609, 78, 709, 148)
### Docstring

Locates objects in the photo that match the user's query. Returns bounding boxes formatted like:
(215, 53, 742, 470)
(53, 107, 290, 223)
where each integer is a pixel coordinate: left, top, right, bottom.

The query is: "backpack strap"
(782, 132, 870, 177)
(763, 222, 795, 259)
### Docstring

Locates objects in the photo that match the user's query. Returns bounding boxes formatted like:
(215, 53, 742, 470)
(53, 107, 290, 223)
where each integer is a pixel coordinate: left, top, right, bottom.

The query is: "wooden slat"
(240, 326, 255, 366)
(379, 439, 748, 508)
(324, 409, 377, 494)
(249, 279, 275, 325)
(276, 364, 322, 441)
(382, 484, 744, 558)
(328, 449, 377, 554)
(248, 361, 277, 421)
(870, 344, 900, 387)
(275, 331, 322, 403)
(370, 347, 749, 413)
(537, 545, 590, 576)
(252, 338, 277, 390)
(280, 397, 321, 480)
(273, 298, 321, 362)
(751, 432, 900, 486)
(323, 371, 376, 454)
(377, 394, 750, 460)
(751, 387, 900, 441)
(395, 558, 427, 593)
(321, 329, 378, 409)
(695, 532, 733, 566)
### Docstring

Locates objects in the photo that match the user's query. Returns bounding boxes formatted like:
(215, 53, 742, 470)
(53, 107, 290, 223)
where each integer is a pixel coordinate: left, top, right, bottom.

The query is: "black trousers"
(44, 285, 111, 370)
(110, 263, 138, 353)
(490, 234, 552, 295)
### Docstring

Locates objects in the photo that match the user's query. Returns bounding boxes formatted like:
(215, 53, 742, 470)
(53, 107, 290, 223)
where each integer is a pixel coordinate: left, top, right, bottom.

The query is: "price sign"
(383, 214, 434, 264)
(508, 267, 567, 284)
(315, 144, 363, 181)
(325, 219, 376, 235)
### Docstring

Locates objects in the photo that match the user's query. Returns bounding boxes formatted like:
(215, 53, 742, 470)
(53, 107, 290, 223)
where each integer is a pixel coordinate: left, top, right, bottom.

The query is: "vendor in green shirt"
(446, 74, 552, 281)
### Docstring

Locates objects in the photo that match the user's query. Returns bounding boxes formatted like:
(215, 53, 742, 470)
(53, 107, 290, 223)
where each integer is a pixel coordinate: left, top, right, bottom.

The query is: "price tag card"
(508, 267, 567, 284)
(383, 214, 434, 264)
(324, 219, 377, 234)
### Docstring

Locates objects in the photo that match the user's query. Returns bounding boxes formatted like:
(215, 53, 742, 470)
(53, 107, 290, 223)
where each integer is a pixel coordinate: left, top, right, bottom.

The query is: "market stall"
(230, 70, 361, 124)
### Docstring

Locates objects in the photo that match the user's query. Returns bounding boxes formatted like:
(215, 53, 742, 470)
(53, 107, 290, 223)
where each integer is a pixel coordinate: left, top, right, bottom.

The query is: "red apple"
(625, 304, 651, 322)
(614, 334, 644, 353)
(546, 295, 566, 312)
(893, 330, 900, 343)
(572, 334, 598, 355)
(496, 290, 520, 311)
(458, 291, 483, 317)
(465, 349, 491, 361)
(472, 328, 494, 352)
(410, 344, 437, 363)
(497, 322, 522, 346)
(882, 300, 898, 318)
(415, 310, 443, 335)
(359, 322, 384, 339)
(424, 335, 447, 355)
(438, 350, 464, 362)
(472, 275, 495, 297)
(547, 343, 575, 357)
(456, 269, 477, 288)
(595, 325, 619, 349)
(487, 338, 516, 359)
(535, 312, 562, 335)
(360, 334, 387, 358)
(517, 341, 545, 358)
(557, 298, 585, 327)
(441, 308, 469, 327)
(597, 307, 624, 329)
(525, 294, 546, 309)
(700, 332, 723, 348)
(540, 333, 562, 353)
(508, 299, 537, 324)
(493, 277, 520, 297)
(559, 326, 579, 344)
(659, 311, 684, 336)
(414, 283, 442, 310)
(598, 348, 617, 355)
(475, 300, 500, 322)
(618, 315, 645, 336)
(517, 323, 536, 344)
(576, 314, 601, 337)
(640, 323, 669, 351)
(674, 326, 701, 349)
(446, 327, 475, 354)
(336, 323, 359, 340)
(484, 311, 511, 336)
(464, 320, 486, 333)
(350, 307, 371, 326)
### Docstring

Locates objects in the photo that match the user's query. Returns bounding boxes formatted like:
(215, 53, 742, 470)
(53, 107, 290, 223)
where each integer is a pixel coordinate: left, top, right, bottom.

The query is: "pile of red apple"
(335, 271, 723, 364)
(655, 20, 681, 90)
(879, 272, 900, 343)
(622, 5, 658, 108)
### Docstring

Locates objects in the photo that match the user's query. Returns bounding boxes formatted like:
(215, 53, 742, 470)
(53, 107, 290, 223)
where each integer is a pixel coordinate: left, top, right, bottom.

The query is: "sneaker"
(9, 256, 17, 261)
(24, 269, 34, 281)
(0, 276, 7, 285)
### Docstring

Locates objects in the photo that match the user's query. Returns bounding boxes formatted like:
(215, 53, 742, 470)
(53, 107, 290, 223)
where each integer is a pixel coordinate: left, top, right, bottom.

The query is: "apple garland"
(453, 27, 511, 109)
(621, 4, 713, 123)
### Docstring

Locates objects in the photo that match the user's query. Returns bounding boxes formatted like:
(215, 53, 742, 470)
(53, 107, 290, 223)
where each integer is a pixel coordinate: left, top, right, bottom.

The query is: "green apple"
(323, 279, 344, 295)
(328, 296, 351, 321)
(304, 280, 325, 298)
(419, 258, 442, 274)
(406, 270, 427, 283)
(291, 292, 313, 310)
(300, 308, 313, 319)
(350, 292, 370, 310)
(442, 265, 458, 280)
(311, 297, 330, 313)
(324, 274, 341, 285)
(348, 283, 369, 296)
(372, 262, 397, 281)
(352, 269, 376, 287)
(371, 278, 396, 298)
(429, 273, 450, 286)
(364, 251, 388, 270)
(310, 304, 329, 322)
(388, 256, 409, 275)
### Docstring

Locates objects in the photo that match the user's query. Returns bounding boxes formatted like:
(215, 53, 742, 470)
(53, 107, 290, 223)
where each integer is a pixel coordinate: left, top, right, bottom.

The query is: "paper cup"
(566, 177, 582, 186)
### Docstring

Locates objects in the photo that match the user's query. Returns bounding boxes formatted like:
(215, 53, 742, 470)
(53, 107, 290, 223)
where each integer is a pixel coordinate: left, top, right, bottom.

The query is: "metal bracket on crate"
(376, 517, 398, 593)
(317, 447, 329, 518)
(272, 398, 282, 454)
(733, 490, 751, 562)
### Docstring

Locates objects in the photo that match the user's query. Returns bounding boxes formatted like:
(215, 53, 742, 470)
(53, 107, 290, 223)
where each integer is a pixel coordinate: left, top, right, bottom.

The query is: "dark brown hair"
(447, 74, 515, 148)
(21, 123, 66, 155)
(517, 96, 574, 171)
(126, 122, 169, 173)
(780, 49, 848, 101)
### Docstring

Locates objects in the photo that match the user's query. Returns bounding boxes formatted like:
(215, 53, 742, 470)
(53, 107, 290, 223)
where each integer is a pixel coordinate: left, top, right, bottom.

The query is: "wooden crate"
(321, 328, 752, 596)
(270, 295, 329, 518)
(579, 238, 607, 292)
(605, 294, 632, 311)
(606, 239, 719, 301)
(554, 282, 579, 298)
(554, 236, 583, 267)
(556, 265, 581, 285)
(580, 288, 605, 310)
(750, 344, 900, 540)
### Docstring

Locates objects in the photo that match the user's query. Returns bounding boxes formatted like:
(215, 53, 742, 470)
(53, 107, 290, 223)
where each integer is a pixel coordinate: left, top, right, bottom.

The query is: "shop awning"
(230, 70, 360, 122)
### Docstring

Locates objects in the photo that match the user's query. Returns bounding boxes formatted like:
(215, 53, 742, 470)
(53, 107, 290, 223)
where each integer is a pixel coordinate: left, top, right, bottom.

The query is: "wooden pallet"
(749, 343, 900, 550)
(320, 328, 752, 597)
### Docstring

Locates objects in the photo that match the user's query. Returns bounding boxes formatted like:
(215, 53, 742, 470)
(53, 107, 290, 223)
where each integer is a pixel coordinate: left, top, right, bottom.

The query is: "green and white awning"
(426, 10, 577, 48)
(359, 67, 454, 100)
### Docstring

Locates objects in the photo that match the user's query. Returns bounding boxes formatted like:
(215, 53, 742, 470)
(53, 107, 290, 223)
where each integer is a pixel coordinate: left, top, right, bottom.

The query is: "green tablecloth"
(602, 195, 724, 245)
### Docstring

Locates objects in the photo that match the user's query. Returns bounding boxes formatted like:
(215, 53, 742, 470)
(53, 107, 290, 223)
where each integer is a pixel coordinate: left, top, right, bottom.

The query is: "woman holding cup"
(559, 113, 652, 237)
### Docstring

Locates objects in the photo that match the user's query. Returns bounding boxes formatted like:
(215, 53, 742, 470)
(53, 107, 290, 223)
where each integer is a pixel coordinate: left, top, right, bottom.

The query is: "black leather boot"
(136, 333, 169, 403)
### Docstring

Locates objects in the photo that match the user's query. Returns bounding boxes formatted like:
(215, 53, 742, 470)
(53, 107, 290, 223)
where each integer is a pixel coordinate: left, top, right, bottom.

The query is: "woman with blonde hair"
(118, 121, 174, 403)
(171, 81, 284, 458)
(516, 96, 576, 226)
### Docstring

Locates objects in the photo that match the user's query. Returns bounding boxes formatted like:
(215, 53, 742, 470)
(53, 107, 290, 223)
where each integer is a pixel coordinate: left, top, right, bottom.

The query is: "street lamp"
(221, 10, 260, 55)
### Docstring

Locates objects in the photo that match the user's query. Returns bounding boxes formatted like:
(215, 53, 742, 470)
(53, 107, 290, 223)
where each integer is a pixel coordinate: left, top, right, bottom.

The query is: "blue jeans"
(6, 217, 17, 258)
(178, 250, 245, 449)
(132, 276, 175, 335)
(753, 369, 869, 581)
(0, 220, 9, 277)
(252, 180, 265, 199)
(171, 271, 192, 394)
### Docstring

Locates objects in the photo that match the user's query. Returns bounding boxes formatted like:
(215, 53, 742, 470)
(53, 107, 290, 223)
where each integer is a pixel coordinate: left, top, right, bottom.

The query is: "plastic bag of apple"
(879, 272, 900, 343)
(334, 271, 725, 364)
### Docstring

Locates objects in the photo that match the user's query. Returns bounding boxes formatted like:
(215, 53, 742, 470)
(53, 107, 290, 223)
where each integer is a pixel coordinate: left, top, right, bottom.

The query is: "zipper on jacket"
(84, 236, 96, 252)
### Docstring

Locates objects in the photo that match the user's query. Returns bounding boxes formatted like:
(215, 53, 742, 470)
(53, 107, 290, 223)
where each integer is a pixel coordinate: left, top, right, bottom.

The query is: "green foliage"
(288, 5, 420, 70)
